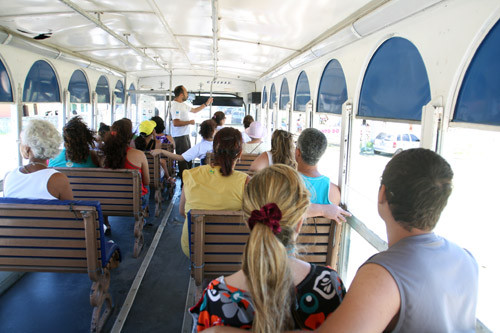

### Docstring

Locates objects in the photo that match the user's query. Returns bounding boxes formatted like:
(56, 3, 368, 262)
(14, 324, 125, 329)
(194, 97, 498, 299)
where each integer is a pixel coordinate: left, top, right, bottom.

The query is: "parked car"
(373, 132, 420, 155)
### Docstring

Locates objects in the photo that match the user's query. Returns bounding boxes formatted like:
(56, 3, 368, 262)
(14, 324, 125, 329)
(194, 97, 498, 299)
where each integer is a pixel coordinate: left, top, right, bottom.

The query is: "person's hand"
(324, 204, 351, 224)
(206, 97, 214, 106)
(189, 119, 195, 125)
(150, 149, 163, 156)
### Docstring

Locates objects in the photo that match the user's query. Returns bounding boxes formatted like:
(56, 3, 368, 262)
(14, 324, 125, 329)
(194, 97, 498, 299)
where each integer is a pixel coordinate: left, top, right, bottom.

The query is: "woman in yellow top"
(179, 127, 250, 257)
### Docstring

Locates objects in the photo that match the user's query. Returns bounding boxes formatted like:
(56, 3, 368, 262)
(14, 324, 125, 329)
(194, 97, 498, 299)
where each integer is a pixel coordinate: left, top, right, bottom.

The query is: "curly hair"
(63, 116, 95, 163)
(213, 127, 242, 176)
(199, 119, 216, 140)
(102, 119, 133, 169)
(21, 119, 62, 159)
(296, 128, 327, 166)
(150, 116, 165, 134)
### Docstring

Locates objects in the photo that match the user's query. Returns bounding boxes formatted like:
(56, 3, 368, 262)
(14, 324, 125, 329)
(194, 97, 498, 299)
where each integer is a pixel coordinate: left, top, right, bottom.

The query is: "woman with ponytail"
(179, 127, 249, 257)
(190, 165, 345, 331)
(102, 119, 150, 214)
(212, 111, 226, 130)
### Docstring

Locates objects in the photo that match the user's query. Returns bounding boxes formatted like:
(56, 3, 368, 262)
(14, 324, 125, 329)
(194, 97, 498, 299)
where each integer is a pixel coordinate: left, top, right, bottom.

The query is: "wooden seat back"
(204, 153, 259, 176)
(161, 143, 175, 177)
(0, 198, 120, 332)
(145, 152, 163, 217)
(189, 210, 342, 286)
(54, 168, 145, 257)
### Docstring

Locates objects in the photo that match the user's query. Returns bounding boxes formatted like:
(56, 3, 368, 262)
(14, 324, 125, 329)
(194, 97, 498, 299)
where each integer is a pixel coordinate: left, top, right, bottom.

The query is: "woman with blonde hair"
(190, 164, 345, 331)
(249, 129, 296, 172)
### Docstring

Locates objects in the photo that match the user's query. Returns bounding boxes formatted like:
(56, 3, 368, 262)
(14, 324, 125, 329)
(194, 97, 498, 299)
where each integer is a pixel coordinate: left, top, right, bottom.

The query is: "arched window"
(23, 60, 60, 102)
(0, 58, 13, 102)
(279, 78, 290, 110)
(317, 59, 347, 114)
(129, 83, 137, 105)
(68, 70, 90, 103)
(96, 76, 110, 104)
(262, 86, 267, 107)
(454, 19, 500, 125)
(359, 37, 430, 121)
(114, 80, 124, 104)
(294, 71, 311, 111)
(269, 83, 276, 108)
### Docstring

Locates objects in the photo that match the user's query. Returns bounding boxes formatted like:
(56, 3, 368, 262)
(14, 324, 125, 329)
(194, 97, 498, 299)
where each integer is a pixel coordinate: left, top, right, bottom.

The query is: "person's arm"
(329, 182, 341, 205)
(179, 188, 186, 217)
(316, 263, 400, 333)
(48, 173, 74, 200)
(173, 119, 195, 127)
(150, 149, 185, 161)
(307, 203, 351, 224)
(190, 97, 213, 113)
(249, 152, 269, 172)
(166, 135, 175, 148)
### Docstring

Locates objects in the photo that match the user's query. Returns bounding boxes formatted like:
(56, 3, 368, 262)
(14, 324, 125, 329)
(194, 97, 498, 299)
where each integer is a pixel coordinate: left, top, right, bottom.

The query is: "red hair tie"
(248, 203, 282, 235)
(110, 131, 117, 136)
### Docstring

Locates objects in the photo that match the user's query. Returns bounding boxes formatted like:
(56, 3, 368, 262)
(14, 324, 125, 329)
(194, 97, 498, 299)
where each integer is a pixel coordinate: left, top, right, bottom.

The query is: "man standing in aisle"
(171, 85, 213, 183)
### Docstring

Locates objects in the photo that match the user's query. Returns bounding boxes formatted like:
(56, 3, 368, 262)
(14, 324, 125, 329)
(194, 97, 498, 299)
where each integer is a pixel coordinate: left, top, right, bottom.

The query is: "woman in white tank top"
(249, 130, 296, 173)
(3, 119, 73, 201)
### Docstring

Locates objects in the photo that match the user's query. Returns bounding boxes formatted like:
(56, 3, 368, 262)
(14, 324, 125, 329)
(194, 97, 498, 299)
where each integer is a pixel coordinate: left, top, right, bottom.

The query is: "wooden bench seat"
(204, 153, 259, 176)
(54, 168, 145, 257)
(0, 198, 121, 333)
(145, 152, 163, 217)
(188, 210, 342, 286)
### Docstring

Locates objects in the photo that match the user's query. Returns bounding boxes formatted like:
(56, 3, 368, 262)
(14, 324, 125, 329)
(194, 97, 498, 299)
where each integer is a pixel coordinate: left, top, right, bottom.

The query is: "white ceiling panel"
(153, 0, 212, 36)
(0, 0, 70, 16)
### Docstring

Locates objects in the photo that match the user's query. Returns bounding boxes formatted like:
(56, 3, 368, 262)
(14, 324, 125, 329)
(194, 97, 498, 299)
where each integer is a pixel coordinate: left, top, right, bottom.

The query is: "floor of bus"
(0, 181, 191, 333)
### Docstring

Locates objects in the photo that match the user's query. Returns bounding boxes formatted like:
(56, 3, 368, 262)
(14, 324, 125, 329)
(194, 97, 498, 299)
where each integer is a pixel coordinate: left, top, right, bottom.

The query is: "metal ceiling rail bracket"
(59, 0, 168, 71)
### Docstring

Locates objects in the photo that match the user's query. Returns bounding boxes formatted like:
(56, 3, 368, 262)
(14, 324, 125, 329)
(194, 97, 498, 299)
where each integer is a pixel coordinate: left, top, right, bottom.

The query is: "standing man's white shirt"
(171, 101, 192, 137)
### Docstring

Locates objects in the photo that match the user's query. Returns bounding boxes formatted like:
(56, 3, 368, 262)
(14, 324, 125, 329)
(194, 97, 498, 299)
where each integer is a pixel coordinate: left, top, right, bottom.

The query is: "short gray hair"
(297, 128, 327, 166)
(21, 119, 62, 159)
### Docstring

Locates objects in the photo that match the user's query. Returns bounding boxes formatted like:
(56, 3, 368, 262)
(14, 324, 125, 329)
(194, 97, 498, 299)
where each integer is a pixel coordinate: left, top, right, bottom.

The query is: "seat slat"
(0, 248, 88, 258)
(0, 257, 87, 268)
(0, 238, 86, 247)
(0, 218, 87, 228)
(0, 228, 88, 238)
(71, 184, 133, 191)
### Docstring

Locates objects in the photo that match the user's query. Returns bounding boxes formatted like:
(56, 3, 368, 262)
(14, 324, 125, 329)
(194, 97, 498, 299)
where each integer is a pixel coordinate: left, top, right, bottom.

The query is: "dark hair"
(102, 119, 133, 169)
(151, 116, 165, 134)
(98, 122, 110, 138)
(212, 111, 226, 126)
(381, 148, 453, 231)
(63, 116, 95, 163)
(174, 85, 184, 97)
(243, 115, 254, 129)
(199, 119, 217, 140)
(297, 128, 327, 166)
(213, 127, 243, 176)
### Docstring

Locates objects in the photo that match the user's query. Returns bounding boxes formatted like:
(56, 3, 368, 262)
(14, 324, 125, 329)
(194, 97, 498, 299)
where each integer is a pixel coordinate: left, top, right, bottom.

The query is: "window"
(114, 80, 125, 120)
(68, 70, 91, 126)
(358, 37, 431, 121)
(294, 71, 310, 112)
(453, 19, 500, 125)
(261, 86, 267, 107)
(317, 59, 347, 114)
(0, 57, 13, 102)
(0, 58, 17, 180)
(279, 78, 290, 110)
(269, 83, 276, 108)
(96, 76, 111, 126)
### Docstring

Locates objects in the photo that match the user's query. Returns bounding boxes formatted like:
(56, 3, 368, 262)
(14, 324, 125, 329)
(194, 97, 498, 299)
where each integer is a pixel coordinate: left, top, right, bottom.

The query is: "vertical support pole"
(111, 94, 115, 124)
(63, 89, 70, 126)
(16, 84, 23, 166)
(91, 91, 97, 130)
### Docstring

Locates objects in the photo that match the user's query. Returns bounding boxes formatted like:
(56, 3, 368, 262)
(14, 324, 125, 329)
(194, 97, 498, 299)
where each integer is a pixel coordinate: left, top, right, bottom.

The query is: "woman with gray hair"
(3, 119, 73, 200)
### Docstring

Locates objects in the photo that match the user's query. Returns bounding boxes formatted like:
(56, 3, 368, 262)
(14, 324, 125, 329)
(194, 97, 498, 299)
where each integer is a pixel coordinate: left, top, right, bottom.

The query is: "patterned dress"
(190, 264, 346, 331)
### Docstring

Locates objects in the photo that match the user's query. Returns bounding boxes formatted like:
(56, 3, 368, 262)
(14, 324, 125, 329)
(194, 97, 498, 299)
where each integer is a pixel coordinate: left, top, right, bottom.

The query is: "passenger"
(171, 85, 213, 184)
(190, 164, 346, 331)
(249, 129, 296, 172)
(49, 116, 99, 168)
(3, 119, 73, 200)
(150, 115, 175, 148)
(293, 128, 350, 223)
(212, 111, 226, 130)
(179, 127, 249, 257)
(151, 119, 216, 166)
(242, 121, 266, 154)
(95, 122, 110, 150)
(135, 119, 170, 180)
(241, 115, 254, 143)
(302, 148, 479, 332)
(102, 119, 150, 213)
